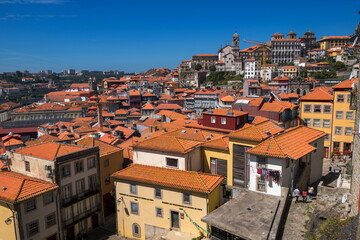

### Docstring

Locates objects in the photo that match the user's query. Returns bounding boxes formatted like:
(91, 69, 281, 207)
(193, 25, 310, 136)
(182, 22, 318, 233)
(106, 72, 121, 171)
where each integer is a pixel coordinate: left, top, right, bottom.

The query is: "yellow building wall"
(101, 150, 123, 196)
(299, 101, 333, 149)
(0, 202, 16, 240)
(332, 91, 355, 153)
(115, 180, 220, 239)
(203, 148, 231, 185)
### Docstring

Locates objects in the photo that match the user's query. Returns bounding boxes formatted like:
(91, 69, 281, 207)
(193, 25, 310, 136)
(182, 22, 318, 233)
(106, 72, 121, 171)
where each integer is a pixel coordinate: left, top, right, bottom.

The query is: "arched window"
(296, 88, 300, 95)
(132, 223, 140, 238)
(303, 90, 306, 96)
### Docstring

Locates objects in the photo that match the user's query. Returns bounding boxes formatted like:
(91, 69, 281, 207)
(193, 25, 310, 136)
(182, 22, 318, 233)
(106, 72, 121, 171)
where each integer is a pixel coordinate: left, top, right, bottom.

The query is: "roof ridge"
(14, 177, 26, 202)
(196, 172, 209, 192)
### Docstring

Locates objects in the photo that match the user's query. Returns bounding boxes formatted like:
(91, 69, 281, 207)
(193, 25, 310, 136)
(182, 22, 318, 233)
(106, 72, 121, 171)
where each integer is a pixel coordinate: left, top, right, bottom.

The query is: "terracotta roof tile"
(112, 164, 223, 194)
(228, 120, 284, 142)
(332, 77, 358, 90)
(299, 88, 333, 101)
(14, 142, 89, 161)
(76, 137, 122, 157)
(0, 171, 58, 203)
(248, 126, 326, 159)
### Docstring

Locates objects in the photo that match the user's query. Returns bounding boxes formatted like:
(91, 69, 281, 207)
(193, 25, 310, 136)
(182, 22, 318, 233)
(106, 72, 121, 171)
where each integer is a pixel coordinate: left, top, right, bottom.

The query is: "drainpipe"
(290, 158, 295, 193)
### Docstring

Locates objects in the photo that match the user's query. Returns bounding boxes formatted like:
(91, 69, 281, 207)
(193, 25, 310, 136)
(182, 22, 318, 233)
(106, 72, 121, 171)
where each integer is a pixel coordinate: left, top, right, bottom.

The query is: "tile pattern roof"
(332, 77, 358, 90)
(202, 136, 229, 151)
(0, 171, 58, 204)
(228, 120, 284, 142)
(112, 164, 223, 194)
(14, 142, 88, 161)
(76, 137, 122, 157)
(248, 126, 326, 159)
(203, 108, 247, 117)
(299, 88, 333, 101)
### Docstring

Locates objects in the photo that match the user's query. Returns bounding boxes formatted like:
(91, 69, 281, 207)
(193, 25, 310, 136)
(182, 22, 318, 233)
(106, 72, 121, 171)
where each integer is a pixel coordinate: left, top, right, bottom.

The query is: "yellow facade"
(319, 39, 351, 50)
(332, 91, 355, 154)
(101, 150, 123, 196)
(0, 202, 16, 240)
(299, 90, 355, 156)
(203, 138, 258, 186)
(299, 101, 333, 150)
(114, 181, 221, 239)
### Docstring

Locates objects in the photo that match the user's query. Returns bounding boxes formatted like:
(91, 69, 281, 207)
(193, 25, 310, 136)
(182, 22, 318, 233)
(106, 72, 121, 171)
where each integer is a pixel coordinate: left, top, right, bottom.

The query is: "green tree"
(332, 61, 346, 71)
(194, 64, 202, 71)
(209, 65, 216, 72)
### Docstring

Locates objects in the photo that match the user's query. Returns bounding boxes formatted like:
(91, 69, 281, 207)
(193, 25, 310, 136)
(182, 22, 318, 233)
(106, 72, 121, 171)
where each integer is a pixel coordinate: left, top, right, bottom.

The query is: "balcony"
(62, 187, 99, 207)
(63, 206, 100, 228)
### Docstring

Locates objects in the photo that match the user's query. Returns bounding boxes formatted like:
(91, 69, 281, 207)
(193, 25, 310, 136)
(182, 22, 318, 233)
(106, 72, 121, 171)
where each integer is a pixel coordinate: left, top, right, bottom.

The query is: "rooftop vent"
(180, 130, 186, 133)
(2, 187, 7, 191)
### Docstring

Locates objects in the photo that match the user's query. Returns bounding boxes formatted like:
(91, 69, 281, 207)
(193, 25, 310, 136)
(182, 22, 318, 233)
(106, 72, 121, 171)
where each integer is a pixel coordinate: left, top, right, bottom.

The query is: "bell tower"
(232, 32, 239, 50)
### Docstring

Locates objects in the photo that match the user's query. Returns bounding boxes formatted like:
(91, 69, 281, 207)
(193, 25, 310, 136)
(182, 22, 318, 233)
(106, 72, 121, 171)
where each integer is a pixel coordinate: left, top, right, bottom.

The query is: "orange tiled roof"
(112, 164, 223, 194)
(155, 110, 189, 121)
(279, 93, 289, 99)
(128, 89, 141, 96)
(247, 126, 326, 159)
(155, 104, 182, 110)
(76, 137, 122, 157)
(221, 95, 235, 102)
(320, 36, 350, 40)
(228, 120, 284, 142)
(14, 142, 89, 161)
(299, 88, 333, 101)
(332, 77, 357, 90)
(0, 171, 58, 204)
(202, 136, 229, 151)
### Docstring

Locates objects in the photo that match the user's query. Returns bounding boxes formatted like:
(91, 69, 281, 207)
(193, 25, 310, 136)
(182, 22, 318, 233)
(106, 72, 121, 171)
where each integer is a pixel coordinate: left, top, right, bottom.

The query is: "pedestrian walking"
(293, 187, 300, 203)
(308, 186, 314, 200)
(302, 190, 308, 203)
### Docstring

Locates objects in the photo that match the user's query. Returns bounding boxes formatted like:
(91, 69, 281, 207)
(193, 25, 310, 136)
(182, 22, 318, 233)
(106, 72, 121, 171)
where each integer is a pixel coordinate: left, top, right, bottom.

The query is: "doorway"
(170, 211, 179, 229)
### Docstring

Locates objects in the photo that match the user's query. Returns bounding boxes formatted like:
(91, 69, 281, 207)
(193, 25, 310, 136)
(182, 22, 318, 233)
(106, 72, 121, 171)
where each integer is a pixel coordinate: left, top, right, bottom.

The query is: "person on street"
(294, 187, 300, 203)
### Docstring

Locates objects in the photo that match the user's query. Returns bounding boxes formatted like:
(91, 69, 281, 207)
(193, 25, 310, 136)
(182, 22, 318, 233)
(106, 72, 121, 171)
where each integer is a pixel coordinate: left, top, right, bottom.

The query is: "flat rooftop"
(202, 190, 282, 240)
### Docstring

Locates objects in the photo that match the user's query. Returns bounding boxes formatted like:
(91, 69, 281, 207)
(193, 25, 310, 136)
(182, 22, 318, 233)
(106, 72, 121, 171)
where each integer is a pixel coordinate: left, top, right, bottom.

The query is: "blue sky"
(0, 0, 358, 73)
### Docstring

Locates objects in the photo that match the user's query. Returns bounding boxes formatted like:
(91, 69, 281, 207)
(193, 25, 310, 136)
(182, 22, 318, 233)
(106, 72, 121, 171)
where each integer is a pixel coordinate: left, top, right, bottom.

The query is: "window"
(323, 105, 331, 113)
(75, 160, 84, 173)
(89, 174, 97, 191)
(211, 116, 216, 123)
(155, 188, 162, 199)
(221, 117, 226, 125)
(166, 158, 178, 168)
(76, 179, 85, 196)
(132, 223, 141, 237)
(27, 220, 39, 237)
(335, 127, 342, 135)
(323, 119, 330, 128)
(87, 157, 95, 169)
(104, 159, 109, 167)
(183, 193, 191, 204)
(43, 192, 53, 205)
(131, 202, 139, 215)
(313, 119, 321, 127)
(336, 111, 343, 119)
(130, 184, 137, 195)
(304, 104, 311, 113)
(337, 94, 344, 102)
(25, 161, 30, 172)
(61, 164, 71, 178)
(25, 199, 36, 212)
(257, 157, 266, 169)
(105, 174, 110, 185)
(77, 201, 85, 215)
(313, 105, 321, 113)
(345, 127, 353, 136)
(45, 213, 56, 228)
(346, 111, 354, 120)
(78, 219, 86, 231)
(333, 142, 340, 151)
(304, 118, 311, 126)
(325, 134, 330, 140)
(257, 175, 266, 191)
(156, 207, 163, 217)
(62, 184, 72, 202)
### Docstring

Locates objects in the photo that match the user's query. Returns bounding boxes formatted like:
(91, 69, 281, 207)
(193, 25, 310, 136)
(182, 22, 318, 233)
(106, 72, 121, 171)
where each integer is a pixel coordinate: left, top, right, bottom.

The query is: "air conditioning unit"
(45, 165, 52, 171)
(46, 173, 53, 179)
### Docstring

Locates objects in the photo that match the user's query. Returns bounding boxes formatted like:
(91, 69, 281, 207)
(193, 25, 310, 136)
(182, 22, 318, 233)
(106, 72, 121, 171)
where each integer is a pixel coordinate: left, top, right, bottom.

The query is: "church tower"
(232, 32, 240, 50)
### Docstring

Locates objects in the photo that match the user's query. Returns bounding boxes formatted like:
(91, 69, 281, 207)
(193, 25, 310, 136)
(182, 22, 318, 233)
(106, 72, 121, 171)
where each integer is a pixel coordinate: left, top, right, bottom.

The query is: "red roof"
(332, 78, 358, 90)
(0, 171, 58, 204)
(112, 164, 223, 194)
(300, 89, 333, 101)
(193, 54, 218, 57)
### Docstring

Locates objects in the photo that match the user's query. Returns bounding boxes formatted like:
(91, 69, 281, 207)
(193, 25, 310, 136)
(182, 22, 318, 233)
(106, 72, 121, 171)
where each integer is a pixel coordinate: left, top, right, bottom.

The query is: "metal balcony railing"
(61, 186, 99, 207)
(63, 206, 100, 227)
